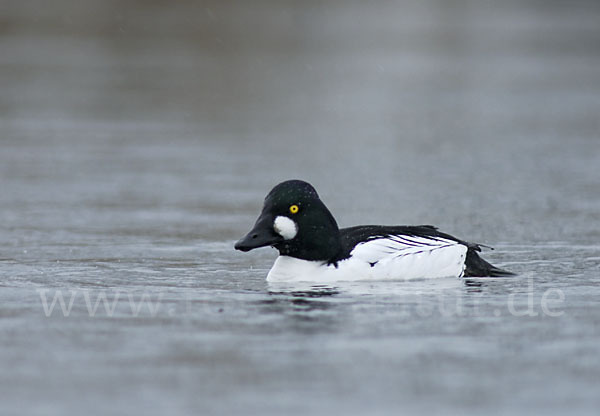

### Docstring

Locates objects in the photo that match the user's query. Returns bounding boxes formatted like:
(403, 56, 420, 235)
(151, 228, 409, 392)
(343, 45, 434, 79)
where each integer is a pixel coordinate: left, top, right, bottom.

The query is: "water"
(1, 0, 600, 415)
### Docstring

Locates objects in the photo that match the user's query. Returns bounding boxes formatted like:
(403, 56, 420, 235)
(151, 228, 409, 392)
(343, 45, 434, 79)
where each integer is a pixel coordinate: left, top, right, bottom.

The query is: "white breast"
(266, 235, 467, 282)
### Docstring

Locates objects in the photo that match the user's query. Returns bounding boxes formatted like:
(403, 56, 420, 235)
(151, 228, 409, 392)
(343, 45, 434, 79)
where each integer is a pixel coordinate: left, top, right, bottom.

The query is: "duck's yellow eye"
(289, 204, 299, 214)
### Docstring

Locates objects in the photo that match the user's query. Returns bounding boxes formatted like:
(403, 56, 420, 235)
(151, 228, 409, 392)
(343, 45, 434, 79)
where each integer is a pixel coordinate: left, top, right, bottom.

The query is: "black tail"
(464, 247, 514, 277)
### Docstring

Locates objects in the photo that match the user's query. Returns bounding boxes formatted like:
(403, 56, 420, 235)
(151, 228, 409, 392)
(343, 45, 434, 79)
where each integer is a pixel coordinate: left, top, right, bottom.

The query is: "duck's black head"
(235, 180, 341, 261)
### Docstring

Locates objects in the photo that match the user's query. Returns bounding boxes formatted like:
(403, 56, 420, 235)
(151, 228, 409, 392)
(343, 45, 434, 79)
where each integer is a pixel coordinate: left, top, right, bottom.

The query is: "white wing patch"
(266, 235, 469, 282)
(349, 235, 468, 279)
(350, 235, 459, 262)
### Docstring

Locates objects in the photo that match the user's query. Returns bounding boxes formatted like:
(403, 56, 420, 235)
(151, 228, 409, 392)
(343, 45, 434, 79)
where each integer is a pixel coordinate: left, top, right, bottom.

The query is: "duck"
(234, 180, 513, 282)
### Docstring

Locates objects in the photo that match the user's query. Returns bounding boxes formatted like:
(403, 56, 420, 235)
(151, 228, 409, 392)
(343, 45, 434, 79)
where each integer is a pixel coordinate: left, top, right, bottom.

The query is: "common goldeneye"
(235, 180, 513, 282)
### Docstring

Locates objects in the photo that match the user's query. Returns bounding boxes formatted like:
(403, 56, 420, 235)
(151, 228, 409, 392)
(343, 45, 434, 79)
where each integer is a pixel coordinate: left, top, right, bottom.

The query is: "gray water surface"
(1, 1, 600, 415)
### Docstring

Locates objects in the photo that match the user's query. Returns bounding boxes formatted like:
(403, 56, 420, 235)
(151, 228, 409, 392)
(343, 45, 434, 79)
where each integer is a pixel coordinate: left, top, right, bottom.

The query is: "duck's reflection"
(463, 278, 485, 292)
(248, 284, 344, 335)
(254, 277, 514, 332)
(262, 284, 340, 316)
(268, 283, 340, 298)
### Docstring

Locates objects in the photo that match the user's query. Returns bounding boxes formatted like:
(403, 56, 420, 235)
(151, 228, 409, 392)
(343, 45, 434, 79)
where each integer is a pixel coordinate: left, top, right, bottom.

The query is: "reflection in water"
(269, 277, 465, 296)
(463, 278, 485, 292)
(268, 283, 340, 298)
(261, 284, 340, 316)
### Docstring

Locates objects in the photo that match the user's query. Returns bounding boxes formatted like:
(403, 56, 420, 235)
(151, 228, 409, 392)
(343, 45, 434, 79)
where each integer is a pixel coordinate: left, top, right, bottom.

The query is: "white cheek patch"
(273, 216, 298, 240)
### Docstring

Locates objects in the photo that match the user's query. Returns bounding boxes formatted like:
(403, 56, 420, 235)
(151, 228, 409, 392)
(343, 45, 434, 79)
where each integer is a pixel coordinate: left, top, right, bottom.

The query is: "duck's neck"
(275, 201, 342, 262)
